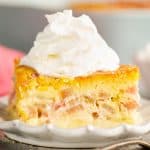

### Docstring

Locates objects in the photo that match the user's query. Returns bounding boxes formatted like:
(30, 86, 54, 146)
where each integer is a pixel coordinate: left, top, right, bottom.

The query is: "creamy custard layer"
(14, 93, 139, 128)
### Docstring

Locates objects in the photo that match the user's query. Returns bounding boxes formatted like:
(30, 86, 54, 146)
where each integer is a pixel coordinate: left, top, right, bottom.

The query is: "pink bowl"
(0, 45, 24, 96)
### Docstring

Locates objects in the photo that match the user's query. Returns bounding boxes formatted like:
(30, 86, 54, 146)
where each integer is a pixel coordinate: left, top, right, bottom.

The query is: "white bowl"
(134, 44, 150, 98)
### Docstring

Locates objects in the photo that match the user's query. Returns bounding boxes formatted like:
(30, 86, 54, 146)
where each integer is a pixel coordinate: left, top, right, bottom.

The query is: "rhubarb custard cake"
(9, 10, 140, 128)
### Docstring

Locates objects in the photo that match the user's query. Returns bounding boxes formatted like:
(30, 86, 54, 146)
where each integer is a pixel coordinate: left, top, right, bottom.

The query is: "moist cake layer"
(9, 65, 140, 128)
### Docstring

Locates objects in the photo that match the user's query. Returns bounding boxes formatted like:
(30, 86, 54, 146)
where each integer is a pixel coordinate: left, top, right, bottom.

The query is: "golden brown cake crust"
(13, 64, 139, 103)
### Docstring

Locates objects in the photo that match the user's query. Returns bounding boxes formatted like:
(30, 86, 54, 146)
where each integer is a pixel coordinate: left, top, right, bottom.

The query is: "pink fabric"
(0, 45, 24, 96)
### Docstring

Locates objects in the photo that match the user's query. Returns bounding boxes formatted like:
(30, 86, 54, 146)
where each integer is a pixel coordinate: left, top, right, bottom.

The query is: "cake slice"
(9, 10, 140, 128)
(9, 64, 140, 128)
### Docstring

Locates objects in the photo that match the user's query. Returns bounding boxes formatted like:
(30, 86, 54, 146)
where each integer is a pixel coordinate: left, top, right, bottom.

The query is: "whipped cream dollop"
(21, 10, 119, 77)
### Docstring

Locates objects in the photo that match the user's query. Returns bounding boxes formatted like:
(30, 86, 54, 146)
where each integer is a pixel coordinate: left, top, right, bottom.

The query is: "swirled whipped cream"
(21, 10, 119, 77)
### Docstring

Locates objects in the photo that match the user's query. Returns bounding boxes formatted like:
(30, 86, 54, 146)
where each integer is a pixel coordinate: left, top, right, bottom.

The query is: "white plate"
(0, 96, 150, 148)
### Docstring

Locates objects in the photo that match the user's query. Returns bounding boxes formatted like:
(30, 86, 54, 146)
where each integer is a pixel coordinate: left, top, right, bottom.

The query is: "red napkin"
(0, 45, 24, 96)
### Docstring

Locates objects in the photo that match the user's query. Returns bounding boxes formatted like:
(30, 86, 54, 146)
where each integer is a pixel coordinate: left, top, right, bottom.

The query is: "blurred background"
(0, 0, 150, 63)
(0, 0, 150, 96)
